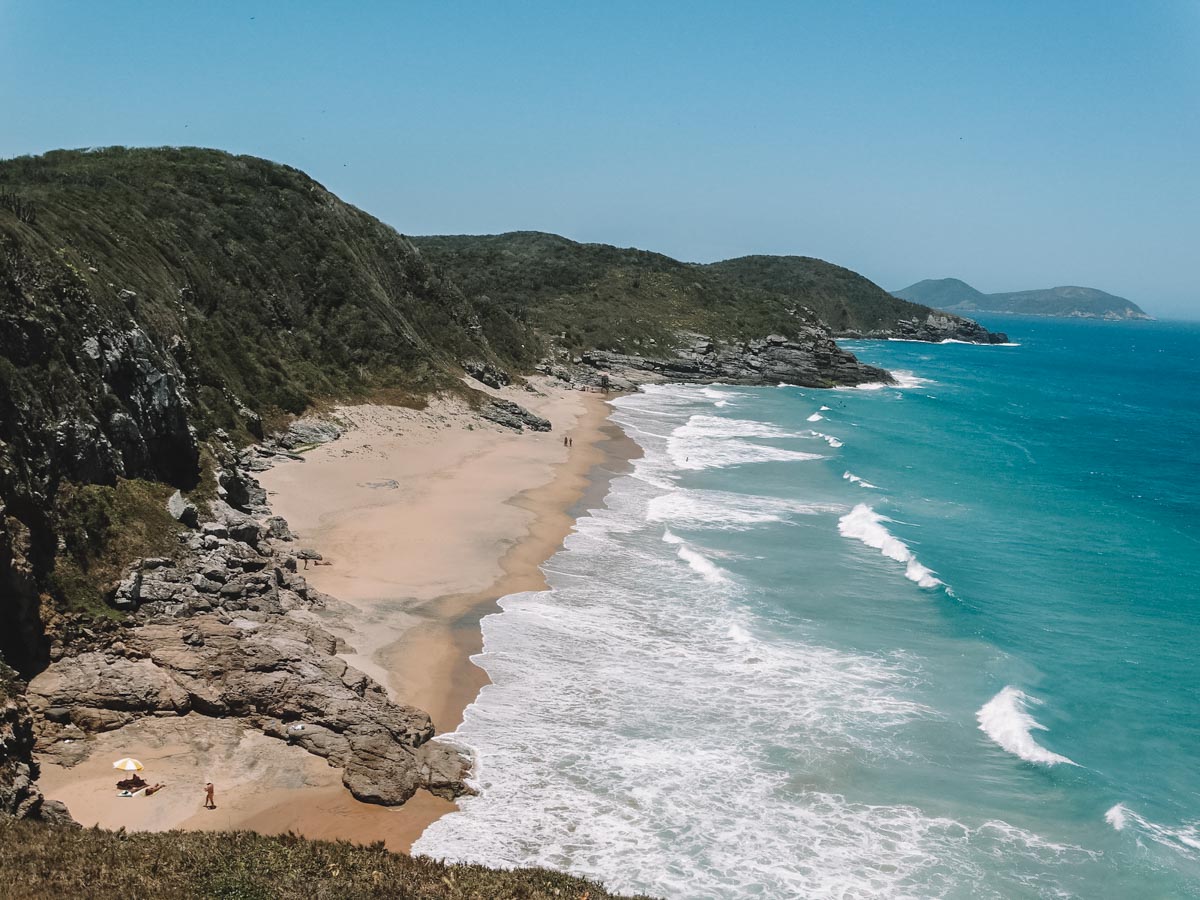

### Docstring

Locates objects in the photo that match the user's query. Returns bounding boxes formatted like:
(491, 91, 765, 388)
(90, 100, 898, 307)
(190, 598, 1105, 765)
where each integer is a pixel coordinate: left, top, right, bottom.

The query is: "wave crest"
(976, 686, 1076, 766)
(837, 504, 943, 589)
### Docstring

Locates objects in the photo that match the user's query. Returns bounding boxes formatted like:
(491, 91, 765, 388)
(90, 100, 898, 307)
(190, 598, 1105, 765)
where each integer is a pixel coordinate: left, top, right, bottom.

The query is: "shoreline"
(383, 412, 640, 738)
(257, 383, 641, 848)
(39, 379, 640, 852)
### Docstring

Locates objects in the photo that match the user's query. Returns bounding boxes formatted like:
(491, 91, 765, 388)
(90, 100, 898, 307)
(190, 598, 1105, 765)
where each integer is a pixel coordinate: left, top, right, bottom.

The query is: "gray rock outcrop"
(481, 399, 553, 432)
(579, 328, 893, 388)
(463, 360, 512, 389)
(846, 313, 1010, 344)
(0, 663, 73, 824)
(167, 491, 199, 528)
(24, 460, 474, 808)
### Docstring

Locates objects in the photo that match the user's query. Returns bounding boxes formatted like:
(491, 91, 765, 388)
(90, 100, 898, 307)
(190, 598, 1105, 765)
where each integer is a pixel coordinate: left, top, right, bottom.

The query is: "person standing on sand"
(203, 782, 216, 809)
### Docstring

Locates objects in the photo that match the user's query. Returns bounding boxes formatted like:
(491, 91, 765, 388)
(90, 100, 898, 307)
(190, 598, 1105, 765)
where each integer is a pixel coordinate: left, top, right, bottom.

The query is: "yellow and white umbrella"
(112, 758, 144, 772)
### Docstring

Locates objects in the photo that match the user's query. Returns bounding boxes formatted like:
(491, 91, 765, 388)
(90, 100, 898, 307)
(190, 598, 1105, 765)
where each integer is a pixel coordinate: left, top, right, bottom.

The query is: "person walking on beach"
(203, 782, 216, 809)
(564, 436, 569, 447)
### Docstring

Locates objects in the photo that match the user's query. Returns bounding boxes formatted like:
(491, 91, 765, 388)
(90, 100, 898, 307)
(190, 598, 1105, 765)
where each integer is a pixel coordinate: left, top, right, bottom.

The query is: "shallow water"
(416, 317, 1200, 898)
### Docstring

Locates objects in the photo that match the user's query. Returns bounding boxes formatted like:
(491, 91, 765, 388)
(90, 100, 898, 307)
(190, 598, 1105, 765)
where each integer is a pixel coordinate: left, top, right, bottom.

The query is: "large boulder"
(481, 399, 552, 432)
(167, 491, 199, 528)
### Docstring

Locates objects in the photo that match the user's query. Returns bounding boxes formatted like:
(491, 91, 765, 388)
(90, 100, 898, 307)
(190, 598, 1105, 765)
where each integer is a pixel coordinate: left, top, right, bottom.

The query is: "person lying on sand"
(145, 783, 165, 796)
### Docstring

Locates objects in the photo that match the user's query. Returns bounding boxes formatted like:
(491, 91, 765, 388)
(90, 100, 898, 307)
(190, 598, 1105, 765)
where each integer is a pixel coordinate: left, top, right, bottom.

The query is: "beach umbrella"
(112, 758, 144, 772)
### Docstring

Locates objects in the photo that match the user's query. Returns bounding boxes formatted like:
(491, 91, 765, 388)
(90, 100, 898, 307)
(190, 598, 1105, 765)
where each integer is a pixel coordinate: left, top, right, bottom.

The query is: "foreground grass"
(0, 820, 653, 900)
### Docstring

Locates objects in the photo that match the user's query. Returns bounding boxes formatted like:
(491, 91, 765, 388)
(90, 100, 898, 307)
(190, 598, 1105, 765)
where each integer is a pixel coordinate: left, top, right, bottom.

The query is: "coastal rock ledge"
(25, 442, 474, 809)
(841, 313, 1010, 344)
(575, 329, 893, 389)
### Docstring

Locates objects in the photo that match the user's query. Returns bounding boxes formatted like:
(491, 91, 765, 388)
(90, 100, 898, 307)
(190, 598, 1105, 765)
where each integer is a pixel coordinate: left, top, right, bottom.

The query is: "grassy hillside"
(983, 286, 1150, 318)
(707, 255, 948, 333)
(0, 148, 543, 632)
(0, 147, 532, 451)
(0, 819, 652, 900)
(411, 232, 828, 355)
(415, 234, 990, 347)
(892, 277, 989, 309)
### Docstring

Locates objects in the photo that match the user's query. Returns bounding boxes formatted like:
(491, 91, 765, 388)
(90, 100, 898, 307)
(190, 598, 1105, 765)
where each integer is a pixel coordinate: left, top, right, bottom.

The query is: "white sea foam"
(811, 431, 844, 448)
(820, 405, 831, 411)
(843, 471, 879, 489)
(662, 528, 729, 583)
(892, 370, 932, 389)
(727, 622, 752, 643)
(647, 489, 842, 530)
(416, 389, 1100, 898)
(807, 411, 824, 422)
(976, 687, 1077, 766)
(837, 504, 944, 589)
(1105, 803, 1128, 830)
(841, 370, 933, 391)
(884, 337, 1020, 347)
(667, 414, 824, 470)
(1104, 804, 1200, 858)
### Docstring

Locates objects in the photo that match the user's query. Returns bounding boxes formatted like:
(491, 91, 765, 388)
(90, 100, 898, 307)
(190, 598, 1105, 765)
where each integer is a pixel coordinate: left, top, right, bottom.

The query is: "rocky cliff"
(23, 420, 472, 807)
(577, 330, 891, 388)
(0, 663, 72, 822)
(842, 312, 1010, 344)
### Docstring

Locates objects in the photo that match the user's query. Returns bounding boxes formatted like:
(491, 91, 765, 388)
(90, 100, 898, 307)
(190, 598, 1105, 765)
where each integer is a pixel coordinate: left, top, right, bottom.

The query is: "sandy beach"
(39, 377, 637, 851)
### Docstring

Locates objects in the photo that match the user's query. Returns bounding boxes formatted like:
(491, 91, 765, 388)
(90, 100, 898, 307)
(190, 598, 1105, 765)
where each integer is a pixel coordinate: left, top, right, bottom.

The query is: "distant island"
(893, 277, 1152, 320)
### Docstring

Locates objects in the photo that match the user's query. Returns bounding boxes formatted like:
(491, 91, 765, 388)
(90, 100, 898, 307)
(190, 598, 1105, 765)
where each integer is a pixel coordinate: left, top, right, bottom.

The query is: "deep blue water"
(417, 316, 1200, 898)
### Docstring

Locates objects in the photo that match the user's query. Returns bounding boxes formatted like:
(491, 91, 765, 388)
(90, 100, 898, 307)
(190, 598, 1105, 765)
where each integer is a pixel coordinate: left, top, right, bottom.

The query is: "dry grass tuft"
(0, 819, 655, 900)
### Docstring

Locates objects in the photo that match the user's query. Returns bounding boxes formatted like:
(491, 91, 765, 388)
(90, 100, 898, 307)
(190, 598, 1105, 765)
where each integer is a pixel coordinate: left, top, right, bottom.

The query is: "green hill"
(982, 286, 1151, 319)
(707, 257, 978, 334)
(894, 277, 1151, 320)
(413, 234, 1004, 346)
(410, 231, 831, 356)
(892, 277, 990, 310)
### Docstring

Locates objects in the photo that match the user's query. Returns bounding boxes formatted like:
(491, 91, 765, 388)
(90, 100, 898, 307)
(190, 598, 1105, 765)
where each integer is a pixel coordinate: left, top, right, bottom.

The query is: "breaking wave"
(843, 471, 879, 489)
(976, 687, 1077, 766)
(837, 504, 944, 589)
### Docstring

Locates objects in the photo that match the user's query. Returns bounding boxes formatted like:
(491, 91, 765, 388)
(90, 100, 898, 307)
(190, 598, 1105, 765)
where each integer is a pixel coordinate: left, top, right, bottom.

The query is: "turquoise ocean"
(414, 317, 1200, 898)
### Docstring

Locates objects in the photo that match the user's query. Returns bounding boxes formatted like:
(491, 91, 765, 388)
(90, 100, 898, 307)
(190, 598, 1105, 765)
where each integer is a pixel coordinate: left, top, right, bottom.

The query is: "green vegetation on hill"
(0, 147, 533, 448)
(705, 255, 941, 333)
(0, 147, 540, 635)
(412, 232, 826, 355)
(0, 819, 652, 900)
(415, 235, 986, 350)
(894, 277, 1151, 319)
(890, 277, 989, 310)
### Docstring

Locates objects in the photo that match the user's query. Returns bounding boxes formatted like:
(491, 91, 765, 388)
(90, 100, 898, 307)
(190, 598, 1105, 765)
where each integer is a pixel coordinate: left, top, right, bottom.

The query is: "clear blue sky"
(2, 1, 1197, 316)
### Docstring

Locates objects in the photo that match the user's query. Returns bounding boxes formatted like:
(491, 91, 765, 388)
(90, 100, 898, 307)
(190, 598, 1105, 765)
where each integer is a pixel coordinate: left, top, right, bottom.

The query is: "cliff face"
(0, 662, 72, 822)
